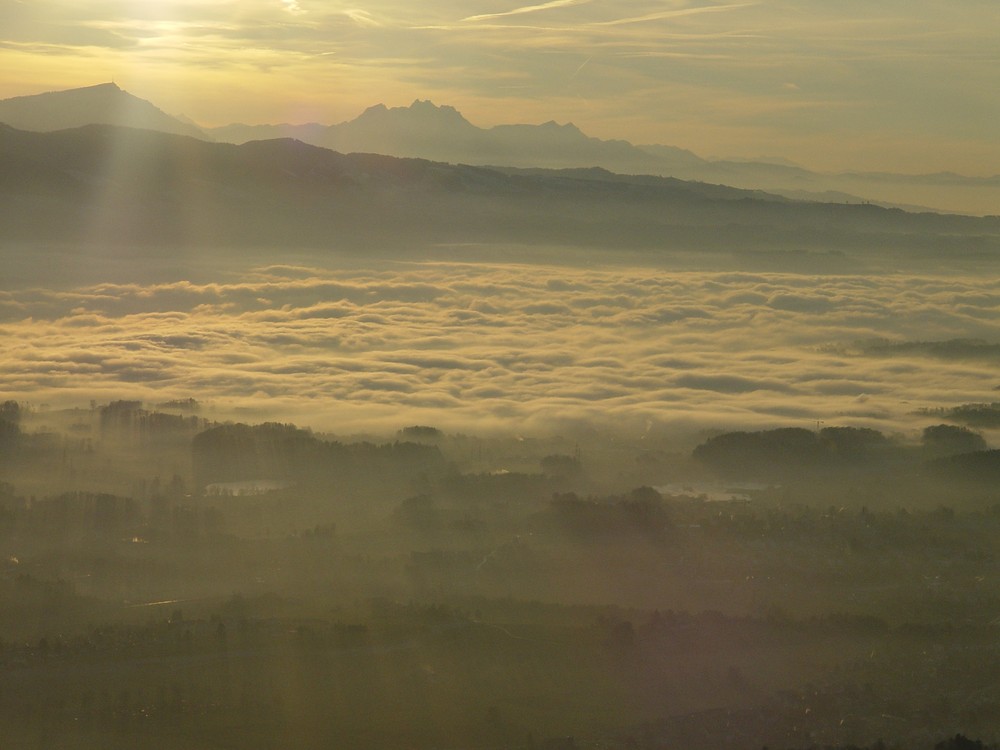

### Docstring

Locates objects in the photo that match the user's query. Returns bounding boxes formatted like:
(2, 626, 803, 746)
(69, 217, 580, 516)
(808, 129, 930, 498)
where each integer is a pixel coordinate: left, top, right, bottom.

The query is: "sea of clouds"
(2, 260, 998, 440)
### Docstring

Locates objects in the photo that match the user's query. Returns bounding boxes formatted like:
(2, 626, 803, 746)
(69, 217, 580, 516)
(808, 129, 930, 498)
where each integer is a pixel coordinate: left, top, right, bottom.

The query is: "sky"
(1, 0, 999, 175)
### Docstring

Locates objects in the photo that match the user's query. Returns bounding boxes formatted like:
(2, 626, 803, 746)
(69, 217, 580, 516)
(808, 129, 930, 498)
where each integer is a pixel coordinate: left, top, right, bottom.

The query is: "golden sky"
(1, 0, 999, 174)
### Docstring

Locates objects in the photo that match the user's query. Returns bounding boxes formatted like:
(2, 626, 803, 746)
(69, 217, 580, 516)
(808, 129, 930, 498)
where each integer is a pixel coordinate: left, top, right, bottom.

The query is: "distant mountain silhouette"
(208, 101, 483, 160)
(204, 100, 1000, 216)
(5, 85, 998, 215)
(2, 122, 998, 255)
(0, 83, 208, 140)
(324, 100, 485, 161)
(208, 99, 695, 174)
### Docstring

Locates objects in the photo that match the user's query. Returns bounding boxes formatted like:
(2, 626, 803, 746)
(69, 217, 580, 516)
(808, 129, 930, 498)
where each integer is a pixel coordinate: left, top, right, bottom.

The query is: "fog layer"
(3, 258, 998, 437)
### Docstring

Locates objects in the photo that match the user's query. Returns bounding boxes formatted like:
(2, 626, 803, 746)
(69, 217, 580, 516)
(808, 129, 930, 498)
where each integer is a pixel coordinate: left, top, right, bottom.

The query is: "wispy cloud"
(590, 3, 757, 27)
(343, 9, 381, 27)
(463, 0, 590, 23)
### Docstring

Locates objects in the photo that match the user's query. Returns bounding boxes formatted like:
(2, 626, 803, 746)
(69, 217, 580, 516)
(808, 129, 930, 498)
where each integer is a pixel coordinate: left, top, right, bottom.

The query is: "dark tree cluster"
(693, 426, 892, 478)
(544, 486, 669, 539)
(916, 403, 1000, 429)
(191, 421, 447, 490)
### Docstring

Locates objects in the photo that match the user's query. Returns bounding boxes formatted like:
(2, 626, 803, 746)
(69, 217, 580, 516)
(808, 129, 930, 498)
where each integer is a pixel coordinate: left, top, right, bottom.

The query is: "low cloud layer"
(2, 261, 999, 439)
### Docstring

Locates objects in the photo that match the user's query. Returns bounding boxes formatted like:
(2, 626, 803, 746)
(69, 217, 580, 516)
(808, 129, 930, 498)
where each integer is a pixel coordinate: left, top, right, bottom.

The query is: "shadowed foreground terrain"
(2, 401, 1000, 749)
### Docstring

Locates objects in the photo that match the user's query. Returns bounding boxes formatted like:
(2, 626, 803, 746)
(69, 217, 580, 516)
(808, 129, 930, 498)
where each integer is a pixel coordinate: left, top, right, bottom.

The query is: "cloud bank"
(2, 260, 998, 438)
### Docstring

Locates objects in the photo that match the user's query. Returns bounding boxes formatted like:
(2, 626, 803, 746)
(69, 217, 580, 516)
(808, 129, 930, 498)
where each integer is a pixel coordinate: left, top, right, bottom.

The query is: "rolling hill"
(2, 121, 999, 258)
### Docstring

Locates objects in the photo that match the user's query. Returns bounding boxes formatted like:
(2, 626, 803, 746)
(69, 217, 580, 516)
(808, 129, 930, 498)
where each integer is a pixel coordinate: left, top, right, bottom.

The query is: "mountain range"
(207, 100, 702, 177)
(2, 83, 998, 216)
(3, 118, 998, 264)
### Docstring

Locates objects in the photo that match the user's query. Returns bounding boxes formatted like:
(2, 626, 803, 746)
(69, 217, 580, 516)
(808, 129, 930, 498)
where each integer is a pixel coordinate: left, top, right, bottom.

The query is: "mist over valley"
(3, 257, 1000, 442)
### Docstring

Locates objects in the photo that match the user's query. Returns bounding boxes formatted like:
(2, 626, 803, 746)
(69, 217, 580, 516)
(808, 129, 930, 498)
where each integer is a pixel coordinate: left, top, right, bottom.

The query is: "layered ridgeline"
(2, 120, 999, 256)
(209, 100, 1000, 216)
(2, 84, 999, 215)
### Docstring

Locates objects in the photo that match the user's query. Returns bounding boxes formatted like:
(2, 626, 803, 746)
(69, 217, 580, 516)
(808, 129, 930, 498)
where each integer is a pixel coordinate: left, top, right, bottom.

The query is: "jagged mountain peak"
(539, 120, 580, 131)
(354, 99, 475, 128)
(409, 99, 462, 116)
